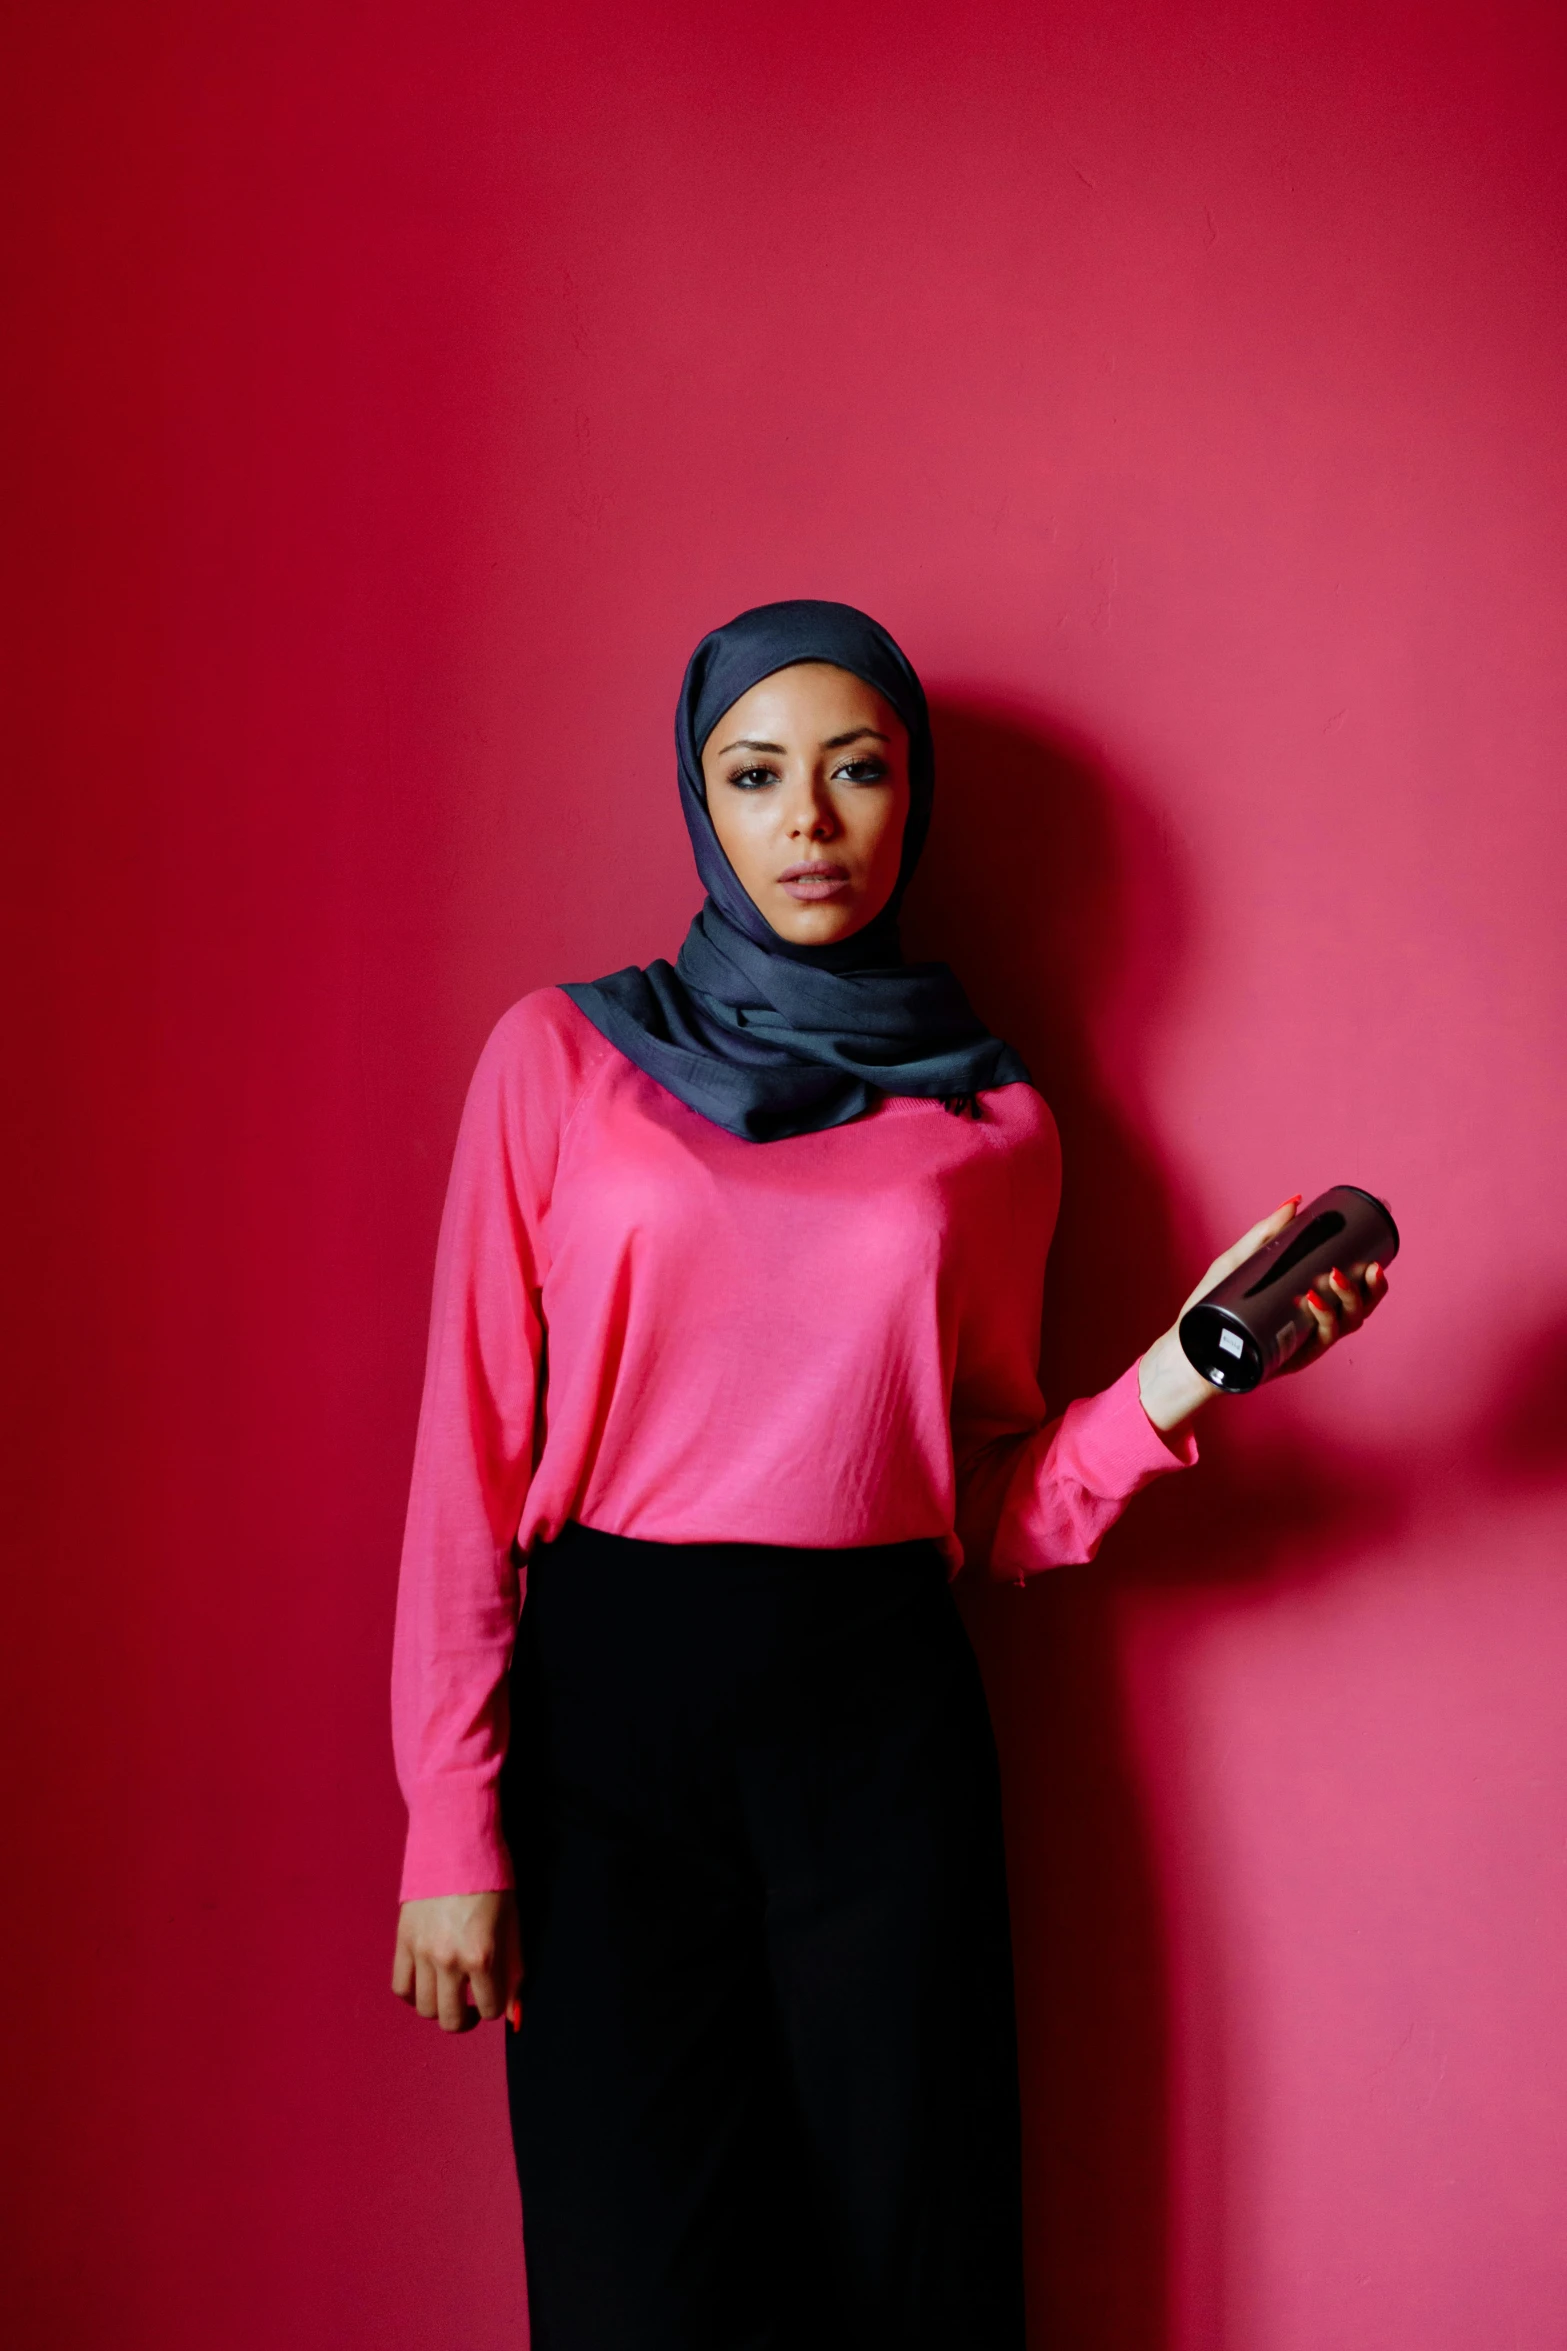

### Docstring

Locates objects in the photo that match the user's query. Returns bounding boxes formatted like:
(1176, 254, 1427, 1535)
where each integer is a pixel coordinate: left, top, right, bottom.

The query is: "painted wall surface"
(5, 4, 1565, 2346)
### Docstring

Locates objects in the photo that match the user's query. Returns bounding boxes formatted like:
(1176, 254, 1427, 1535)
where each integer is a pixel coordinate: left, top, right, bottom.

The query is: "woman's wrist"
(1137, 1325, 1216, 1436)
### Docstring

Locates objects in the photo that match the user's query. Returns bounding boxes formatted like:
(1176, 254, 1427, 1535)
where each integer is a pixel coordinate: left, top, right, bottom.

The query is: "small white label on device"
(1219, 1329, 1244, 1359)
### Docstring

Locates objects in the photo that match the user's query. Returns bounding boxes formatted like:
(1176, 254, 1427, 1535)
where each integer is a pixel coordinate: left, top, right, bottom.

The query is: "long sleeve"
(390, 1013, 554, 1901)
(948, 1092, 1197, 1578)
(959, 1361, 1198, 1583)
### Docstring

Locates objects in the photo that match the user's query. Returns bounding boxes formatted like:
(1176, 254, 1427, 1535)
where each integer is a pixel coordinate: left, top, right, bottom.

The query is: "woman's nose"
(787, 775, 839, 839)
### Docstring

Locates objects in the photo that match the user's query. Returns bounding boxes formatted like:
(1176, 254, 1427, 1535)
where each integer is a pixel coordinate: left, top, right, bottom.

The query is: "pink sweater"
(392, 990, 1196, 1900)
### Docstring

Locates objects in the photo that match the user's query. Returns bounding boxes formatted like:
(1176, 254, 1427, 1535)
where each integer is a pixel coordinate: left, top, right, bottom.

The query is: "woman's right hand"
(392, 1890, 524, 2033)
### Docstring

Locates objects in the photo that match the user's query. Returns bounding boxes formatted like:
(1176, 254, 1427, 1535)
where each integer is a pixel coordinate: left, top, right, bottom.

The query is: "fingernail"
(506, 1997, 522, 2030)
(1279, 1194, 1302, 1209)
(1305, 1289, 1326, 1312)
(1330, 1267, 1346, 1288)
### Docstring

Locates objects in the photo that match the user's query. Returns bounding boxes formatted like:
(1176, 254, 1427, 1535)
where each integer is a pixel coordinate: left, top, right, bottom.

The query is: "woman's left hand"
(1138, 1196, 1392, 1435)
(1280, 1253, 1390, 1376)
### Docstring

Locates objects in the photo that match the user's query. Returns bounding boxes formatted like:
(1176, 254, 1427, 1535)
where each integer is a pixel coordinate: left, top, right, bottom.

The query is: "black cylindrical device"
(1178, 1184, 1399, 1394)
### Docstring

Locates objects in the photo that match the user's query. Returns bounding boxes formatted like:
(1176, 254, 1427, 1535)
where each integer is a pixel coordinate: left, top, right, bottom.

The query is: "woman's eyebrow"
(712, 725, 891, 758)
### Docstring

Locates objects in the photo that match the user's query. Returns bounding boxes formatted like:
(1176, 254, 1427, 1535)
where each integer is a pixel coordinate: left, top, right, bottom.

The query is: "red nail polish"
(1279, 1193, 1302, 1210)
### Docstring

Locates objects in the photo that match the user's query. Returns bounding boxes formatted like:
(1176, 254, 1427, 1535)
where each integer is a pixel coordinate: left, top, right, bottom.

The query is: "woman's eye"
(834, 759, 887, 784)
(727, 766, 777, 790)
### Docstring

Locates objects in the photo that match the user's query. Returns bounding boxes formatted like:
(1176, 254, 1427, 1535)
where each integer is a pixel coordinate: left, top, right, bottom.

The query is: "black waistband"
(535, 1518, 945, 1580)
(521, 1520, 950, 1667)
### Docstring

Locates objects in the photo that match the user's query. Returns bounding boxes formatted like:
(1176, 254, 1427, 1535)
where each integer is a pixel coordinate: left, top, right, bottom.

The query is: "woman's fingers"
(1251, 1195, 1303, 1249)
(392, 1891, 521, 2031)
(437, 1967, 480, 2033)
(1280, 1262, 1390, 1375)
(493, 1895, 525, 2027)
(412, 1944, 482, 2031)
(1183, 1196, 1301, 1314)
(1297, 1285, 1338, 1351)
(467, 1958, 505, 2024)
(1220, 1196, 1300, 1274)
(414, 1953, 440, 2021)
(1321, 1265, 1364, 1329)
(1311, 1262, 1389, 1343)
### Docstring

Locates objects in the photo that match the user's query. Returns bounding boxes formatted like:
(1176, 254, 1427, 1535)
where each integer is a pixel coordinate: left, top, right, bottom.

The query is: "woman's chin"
(762, 889, 894, 948)
(768, 906, 863, 946)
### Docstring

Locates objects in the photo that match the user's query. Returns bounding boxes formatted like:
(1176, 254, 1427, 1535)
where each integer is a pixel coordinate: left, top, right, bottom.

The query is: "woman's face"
(700, 662, 911, 947)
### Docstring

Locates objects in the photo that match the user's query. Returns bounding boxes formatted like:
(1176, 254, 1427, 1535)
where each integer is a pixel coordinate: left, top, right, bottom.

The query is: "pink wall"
(6, 3, 1565, 2344)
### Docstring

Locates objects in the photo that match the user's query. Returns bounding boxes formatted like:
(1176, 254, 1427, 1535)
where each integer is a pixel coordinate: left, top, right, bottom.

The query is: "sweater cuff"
(989, 1359, 1199, 1583)
(1063, 1357, 1199, 1488)
(399, 1778, 515, 1904)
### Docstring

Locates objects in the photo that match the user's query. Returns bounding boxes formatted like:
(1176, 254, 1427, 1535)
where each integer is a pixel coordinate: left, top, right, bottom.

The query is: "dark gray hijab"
(562, 599, 1030, 1141)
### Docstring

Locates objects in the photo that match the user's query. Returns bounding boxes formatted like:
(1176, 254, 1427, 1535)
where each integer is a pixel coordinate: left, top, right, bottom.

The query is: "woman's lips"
(778, 863, 852, 901)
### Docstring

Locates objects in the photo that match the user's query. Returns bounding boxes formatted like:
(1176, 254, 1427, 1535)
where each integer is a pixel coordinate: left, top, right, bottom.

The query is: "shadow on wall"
(901, 699, 1409, 2351)
(1481, 1317, 1567, 1487)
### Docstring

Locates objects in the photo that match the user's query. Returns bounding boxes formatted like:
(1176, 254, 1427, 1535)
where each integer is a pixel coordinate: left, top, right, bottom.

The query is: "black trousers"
(500, 1522, 1025, 2351)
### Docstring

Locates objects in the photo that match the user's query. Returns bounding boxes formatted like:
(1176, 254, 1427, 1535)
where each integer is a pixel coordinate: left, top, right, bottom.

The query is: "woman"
(390, 599, 1387, 2348)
